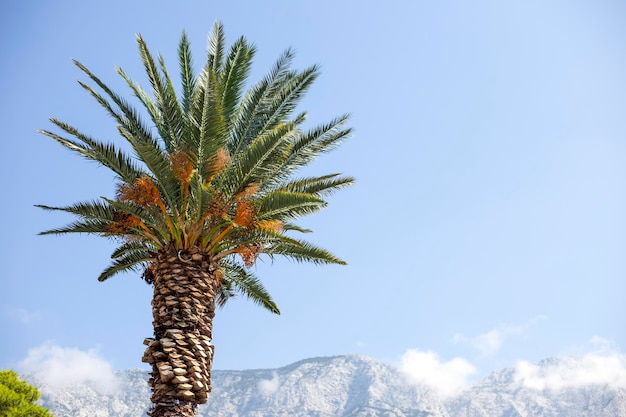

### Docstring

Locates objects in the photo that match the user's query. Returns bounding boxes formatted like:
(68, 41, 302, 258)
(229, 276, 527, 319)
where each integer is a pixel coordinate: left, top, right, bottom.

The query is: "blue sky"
(1, 0, 625, 390)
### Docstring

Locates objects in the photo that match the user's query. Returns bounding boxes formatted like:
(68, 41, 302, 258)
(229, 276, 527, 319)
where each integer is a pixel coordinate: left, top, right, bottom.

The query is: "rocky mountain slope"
(29, 355, 626, 417)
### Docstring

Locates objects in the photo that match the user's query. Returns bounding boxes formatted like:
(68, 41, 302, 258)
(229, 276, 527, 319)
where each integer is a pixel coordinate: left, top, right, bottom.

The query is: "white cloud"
(399, 349, 477, 397)
(514, 337, 626, 391)
(589, 335, 617, 353)
(258, 372, 280, 396)
(18, 342, 118, 393)
(6, 306, 43, 324)
(454, 328, 505, 357)
(454, 315, 547, 357)
(515, 354, 626, 391)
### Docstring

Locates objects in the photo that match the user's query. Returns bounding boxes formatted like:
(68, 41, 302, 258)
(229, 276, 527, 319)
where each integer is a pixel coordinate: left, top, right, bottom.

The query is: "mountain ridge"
(27, 354, 626, 417)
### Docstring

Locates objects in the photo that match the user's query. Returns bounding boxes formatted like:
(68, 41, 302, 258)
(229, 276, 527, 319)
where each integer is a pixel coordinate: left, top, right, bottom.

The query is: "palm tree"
(37, 22, 352, 417)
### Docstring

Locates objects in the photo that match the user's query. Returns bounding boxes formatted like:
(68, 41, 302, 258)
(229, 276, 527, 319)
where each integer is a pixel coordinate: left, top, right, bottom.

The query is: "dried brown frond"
(234, 201, 255, 229)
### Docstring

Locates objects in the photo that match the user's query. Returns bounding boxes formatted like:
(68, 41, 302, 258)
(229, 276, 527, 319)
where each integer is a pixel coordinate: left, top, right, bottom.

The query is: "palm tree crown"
(38, 22, 353, 315)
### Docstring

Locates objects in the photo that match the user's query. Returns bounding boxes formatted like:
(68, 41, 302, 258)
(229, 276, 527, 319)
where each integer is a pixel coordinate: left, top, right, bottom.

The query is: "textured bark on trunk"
(142, 245, 220, 417)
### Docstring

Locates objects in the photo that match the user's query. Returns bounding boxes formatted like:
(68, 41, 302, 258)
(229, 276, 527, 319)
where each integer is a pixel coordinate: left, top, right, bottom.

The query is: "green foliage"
(0, 370, 53, 417)
(38, 22, 353, 313)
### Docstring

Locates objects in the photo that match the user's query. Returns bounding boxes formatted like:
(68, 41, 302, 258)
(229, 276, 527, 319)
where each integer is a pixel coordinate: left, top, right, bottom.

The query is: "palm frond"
(265, 239, 346, 265)
(221, 260, 280, 314)
(257, 190, 326, 221)
(279, 174, 355, 196)
(110, 240, 155, 259)
(178, 31, 196, 116)
(98, 249, 151, 281)
(254, 64, 319, 140)
(116, 67, 164, 142)
(219, 37, 254, 125)
(35, 200, 115, 220)
(194, 67, 226, 176)
(215, 279, 236, 308)
(207, 21, 226, 74)
(39, 119, 143, 182)
(157, 53, 185, 148)
(38, 219, 111, 236)
(115, 126, 181, 214)
(134, 35, 184, 150)
(74, 61, 156, 147)
(285, 114, 352, 170)
(211, 227, 304, 259)
(102, 198, 171, 245)
(220, 122, 294, 199)
(282, 223, 313, 233)
(227, 48, 295, 155)
(74, 68, 183, 211)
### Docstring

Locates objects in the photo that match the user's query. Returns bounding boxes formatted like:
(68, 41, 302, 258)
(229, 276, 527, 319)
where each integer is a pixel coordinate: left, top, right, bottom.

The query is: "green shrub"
(0, 370, 53, 417)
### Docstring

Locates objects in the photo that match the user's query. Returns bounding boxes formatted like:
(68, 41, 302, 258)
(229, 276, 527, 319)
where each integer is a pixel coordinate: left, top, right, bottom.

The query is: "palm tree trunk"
(142, 244, 220, 417)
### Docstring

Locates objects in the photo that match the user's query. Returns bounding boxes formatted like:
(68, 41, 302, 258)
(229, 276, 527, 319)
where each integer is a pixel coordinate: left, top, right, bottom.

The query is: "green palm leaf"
(220, 122, 294, 199)
(35, 200, 115, 221)
(279, 174, 355, 196)
(265, 239, 347, 265)
(74, 61, 156, 147)
(257, 191, 326, 221)
(219, 37, 255, 125)
(110, 240, 155, 259)
(98, 249, 151, 282)
(227, 48, 295, 155)
(38, 219, 111, 236)
(38, 120, 143, 183)
(255, 65, 319, 139)
(221, 260, 280, 314)
(178, 31, 196, 115)
(286, 114, 352, 169)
